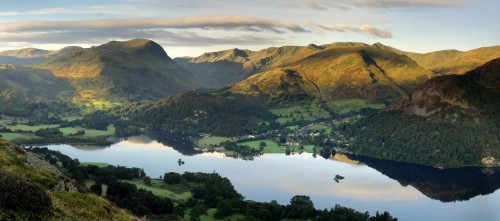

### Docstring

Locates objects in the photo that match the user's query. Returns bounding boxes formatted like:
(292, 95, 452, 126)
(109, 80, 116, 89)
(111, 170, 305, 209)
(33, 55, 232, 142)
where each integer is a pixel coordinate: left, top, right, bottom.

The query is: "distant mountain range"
(0, 39, 498, 113)
(0, 46, 82, 66)
(231, 43, 434, 102)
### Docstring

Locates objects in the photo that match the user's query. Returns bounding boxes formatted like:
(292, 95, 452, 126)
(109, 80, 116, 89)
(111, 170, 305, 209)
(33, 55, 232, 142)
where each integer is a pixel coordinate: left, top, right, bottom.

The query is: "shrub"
(0, 172, 52, 219)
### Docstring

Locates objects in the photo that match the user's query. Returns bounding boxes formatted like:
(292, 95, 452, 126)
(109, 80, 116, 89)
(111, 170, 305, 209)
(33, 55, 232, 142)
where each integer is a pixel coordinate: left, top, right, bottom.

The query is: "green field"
(81, 162, 111, 168)
(0, 132, 40, 141)
(197, 136, 235, 148)
(238, 139, 285, 153)
(5, 124, 59, 132)
(62, 116, 83, 122)
(123, 179, 192, 201)
(332, 99, 385, 114)
(309, 124, 332, 133)
(60, 125, 115, 137)
(270, 105, 330, 124)
(184, 208, 247, 221)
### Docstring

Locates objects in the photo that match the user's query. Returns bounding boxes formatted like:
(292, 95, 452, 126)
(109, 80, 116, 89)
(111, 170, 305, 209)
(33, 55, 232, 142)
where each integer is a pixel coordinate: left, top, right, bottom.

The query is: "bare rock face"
(53, 179, 79, 192)
(25, 152, 63, 176)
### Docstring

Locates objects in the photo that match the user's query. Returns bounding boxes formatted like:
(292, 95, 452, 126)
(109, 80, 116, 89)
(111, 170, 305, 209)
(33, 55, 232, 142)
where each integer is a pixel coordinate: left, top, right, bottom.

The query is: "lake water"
(45, 135, 500, 221)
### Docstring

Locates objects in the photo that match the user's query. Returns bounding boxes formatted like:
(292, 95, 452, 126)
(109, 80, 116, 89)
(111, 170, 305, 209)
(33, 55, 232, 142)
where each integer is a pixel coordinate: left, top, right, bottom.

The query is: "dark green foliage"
(316, 205, 370, 221)
(283, 195, 317, 219)
(106, 181, 174, 216)
(90, 180, 103, 195)
(0, 172, 52, 220)
(110, 91, 275, 136)
(143, 176, 152, 185)
(191, 173, 243, 208)
(34, 128, 63, 138)
(163, 172, 182, 184)
(341, 111, 500, 167)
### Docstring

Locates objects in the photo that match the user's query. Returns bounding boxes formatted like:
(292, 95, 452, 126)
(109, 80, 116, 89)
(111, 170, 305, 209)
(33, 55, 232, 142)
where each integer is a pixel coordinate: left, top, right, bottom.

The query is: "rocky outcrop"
(25, 152, 63, 176)
(53, 179, 79, 192)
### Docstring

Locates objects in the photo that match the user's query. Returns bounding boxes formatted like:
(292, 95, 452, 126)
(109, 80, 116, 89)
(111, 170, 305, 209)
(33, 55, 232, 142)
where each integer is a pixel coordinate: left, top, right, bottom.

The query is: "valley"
(0, 38, 499, 221)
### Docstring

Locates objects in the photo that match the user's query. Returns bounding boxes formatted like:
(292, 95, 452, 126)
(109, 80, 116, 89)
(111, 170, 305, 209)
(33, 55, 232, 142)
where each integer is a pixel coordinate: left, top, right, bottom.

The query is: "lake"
(45, 135, 500, 221)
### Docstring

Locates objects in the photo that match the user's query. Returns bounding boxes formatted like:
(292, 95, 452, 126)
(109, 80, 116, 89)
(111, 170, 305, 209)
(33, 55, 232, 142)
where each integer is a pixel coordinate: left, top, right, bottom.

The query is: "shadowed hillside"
(32, 39, 198, 104)
(0, 47, 82, 66)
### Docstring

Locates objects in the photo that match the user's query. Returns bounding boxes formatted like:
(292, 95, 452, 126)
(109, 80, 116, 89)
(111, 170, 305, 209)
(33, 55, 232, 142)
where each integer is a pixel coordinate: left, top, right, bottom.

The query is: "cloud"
(304, 0, 328, 10)
(319, 24, 393, 38)
(0, 16, 307, 33)
(348, 0, 467, 8)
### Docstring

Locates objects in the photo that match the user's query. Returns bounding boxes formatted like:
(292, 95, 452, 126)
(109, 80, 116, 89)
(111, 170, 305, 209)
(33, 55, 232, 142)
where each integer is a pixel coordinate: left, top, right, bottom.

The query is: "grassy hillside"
(0, 46, 82, 65)
(0, 139, 138, 220)
(32, 39, 199, 105)
(175, 43, 349, 89)
(0, 64, 77, 116)
(373, 43, 500, 75)
(342, 58, 500, 167)
(232, 44, 434, 102)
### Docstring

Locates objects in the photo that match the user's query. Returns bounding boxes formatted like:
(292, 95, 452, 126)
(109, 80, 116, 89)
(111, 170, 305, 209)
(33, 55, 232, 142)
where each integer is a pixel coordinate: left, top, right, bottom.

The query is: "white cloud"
(319, 24, 393, 38)
(0, 16, 307, 33)
(348, 0, 467, 8)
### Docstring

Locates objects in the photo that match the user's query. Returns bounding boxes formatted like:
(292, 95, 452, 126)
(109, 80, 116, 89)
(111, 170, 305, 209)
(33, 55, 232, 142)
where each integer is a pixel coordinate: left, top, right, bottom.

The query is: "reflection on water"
(44, 135, 500, 221)
(350, 155, 500, 202)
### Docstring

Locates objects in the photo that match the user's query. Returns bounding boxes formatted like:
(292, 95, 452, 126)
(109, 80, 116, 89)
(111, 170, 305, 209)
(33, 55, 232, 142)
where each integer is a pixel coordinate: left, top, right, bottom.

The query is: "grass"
(270, 105, 330, 124)
(59, 125, 116, 137)
(197, 136, 235, 148)
(61, 116, 83, 122)
(0, 132, 39, 141)
(122, 179, 192, 202)
(184, 208, 247, 221)
(81, 162, 111, 168)
(332, 99, 385, 114)
(238, 139, 285, 153)
(5, 124, 59, 132)
(286, 125, 299, 131)
(49, 192, 136, 221)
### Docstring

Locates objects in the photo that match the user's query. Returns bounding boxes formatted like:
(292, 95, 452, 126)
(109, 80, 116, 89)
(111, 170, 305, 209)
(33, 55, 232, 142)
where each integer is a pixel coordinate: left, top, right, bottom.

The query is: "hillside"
(0, 139, 138, 220)
(373, 43, 500, 75)
(232, 43, 434, 102)
(107, 91, 275, 136)
(175, 44, 331, 89)
(0, 64, 76, 116)
(32, 39, 198, 104)
(342, 58, 500, 167)
(0, 47, 82, 65)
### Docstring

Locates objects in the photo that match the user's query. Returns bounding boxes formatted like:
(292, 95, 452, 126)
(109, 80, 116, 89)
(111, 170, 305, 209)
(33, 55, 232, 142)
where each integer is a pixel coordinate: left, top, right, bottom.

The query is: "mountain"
(32, 39, 198, 103)
(231, 43, 434, 102)
(373, 43, 500, 75)
(0, 46, 82, 65)
(175, 44, 330, 89)
(0, 64, 75, 116)
(342, 58, 500, 167)
(386, 57, 500, 122)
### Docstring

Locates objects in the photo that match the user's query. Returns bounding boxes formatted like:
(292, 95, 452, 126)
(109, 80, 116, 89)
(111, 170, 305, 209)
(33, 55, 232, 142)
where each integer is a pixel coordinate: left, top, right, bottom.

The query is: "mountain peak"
(96, 39, 169, 59)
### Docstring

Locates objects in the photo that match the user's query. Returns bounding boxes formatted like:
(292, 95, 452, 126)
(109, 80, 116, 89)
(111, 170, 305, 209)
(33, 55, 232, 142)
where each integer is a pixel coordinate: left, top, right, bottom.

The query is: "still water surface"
(46, 136, 500, 221)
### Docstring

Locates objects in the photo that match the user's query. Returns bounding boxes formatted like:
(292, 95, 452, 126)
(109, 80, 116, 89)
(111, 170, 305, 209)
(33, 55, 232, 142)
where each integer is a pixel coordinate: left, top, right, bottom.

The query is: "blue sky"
(0, 0, 498, 58)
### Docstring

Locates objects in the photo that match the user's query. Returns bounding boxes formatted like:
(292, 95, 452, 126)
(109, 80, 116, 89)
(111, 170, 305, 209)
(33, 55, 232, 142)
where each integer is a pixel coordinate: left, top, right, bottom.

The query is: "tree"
(90, 180, 103, 195)
(259, 141, 266, 152)
(143, 176, 152, 185)
(164, 172, 182, 184)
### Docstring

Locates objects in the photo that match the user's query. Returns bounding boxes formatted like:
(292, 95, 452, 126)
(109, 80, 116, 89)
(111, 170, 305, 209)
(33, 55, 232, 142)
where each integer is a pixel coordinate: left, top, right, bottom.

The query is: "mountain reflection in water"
(350, 155, 500, 202)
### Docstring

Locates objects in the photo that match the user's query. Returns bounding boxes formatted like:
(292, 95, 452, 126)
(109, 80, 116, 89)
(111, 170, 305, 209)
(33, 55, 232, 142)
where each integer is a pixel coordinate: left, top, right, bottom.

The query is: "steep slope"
(373, 43, 500, 75)
(0, 64, 75, 116)
(0, 46, 82, 65)
(0, 139, 138, 220)
(175, 44, 328, 88)
(32, 39, 198, 103)
(342, 58, 500, 167)
(232, 44, 434, 101)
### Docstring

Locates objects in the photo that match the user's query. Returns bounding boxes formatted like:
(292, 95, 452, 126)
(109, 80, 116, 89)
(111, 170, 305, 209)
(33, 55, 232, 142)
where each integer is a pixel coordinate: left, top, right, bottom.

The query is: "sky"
(0, 0, 499, 58)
